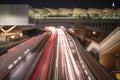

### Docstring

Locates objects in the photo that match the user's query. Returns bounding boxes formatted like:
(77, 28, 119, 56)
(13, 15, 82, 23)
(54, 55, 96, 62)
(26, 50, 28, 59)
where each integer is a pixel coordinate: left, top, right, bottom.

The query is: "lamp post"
(112, 2, 115, 9)
(112, 2, 116, 19)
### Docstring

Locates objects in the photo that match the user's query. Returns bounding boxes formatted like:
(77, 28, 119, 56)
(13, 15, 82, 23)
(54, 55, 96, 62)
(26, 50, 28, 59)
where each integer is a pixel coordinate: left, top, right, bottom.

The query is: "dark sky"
(0, 0, 120, 9)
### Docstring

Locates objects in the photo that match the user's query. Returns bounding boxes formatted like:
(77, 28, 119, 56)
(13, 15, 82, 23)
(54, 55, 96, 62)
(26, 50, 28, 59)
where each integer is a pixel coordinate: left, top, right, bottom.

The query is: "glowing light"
(19, 33, 23, 37)
(92, 31, 96, 35)
(10, 35, 15, 39)
(112, 2, 115, 8)
(24, 51, 27, 54)
(27, 49, 30, 52)
(69, 28, 75, 33)
(116, 73, 120, 80)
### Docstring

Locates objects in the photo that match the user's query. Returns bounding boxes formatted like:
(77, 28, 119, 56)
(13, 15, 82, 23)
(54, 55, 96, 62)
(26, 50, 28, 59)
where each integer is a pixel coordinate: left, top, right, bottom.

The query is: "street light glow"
(10, 35, 15, 39)
(92, 31, 96, 35)
(19, 33, 23, 37)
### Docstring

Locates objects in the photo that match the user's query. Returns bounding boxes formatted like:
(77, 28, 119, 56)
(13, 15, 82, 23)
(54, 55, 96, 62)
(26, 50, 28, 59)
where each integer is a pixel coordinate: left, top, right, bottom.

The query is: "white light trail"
(63, 30, 80, 78)
(54, 29, 60, 80)
(60, 29, 75, 80)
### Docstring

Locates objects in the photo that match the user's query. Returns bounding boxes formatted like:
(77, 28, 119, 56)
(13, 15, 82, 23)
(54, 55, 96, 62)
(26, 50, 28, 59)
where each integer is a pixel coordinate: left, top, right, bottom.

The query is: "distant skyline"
(0, 0, 120, 9)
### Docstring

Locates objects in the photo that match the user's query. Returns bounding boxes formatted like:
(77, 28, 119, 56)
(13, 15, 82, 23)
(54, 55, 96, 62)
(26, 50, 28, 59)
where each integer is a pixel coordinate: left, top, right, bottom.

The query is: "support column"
(0, 25, 16, 34)
(99, 54, 115, 71)
(0, 25, 16, 42)
(75, 26, 86, 41)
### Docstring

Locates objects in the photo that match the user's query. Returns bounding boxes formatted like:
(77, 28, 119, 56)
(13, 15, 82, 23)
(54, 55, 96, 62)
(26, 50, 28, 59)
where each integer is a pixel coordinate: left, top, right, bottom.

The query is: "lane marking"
(84, 69, 88, 75)
(24, 51, 27, 54)
(18, 56, 22, 60)
(13, 60, 18, 64)
(80, 60, 83, 64)
(82, 64, 85, 69)
(8, 64, 13, 69)
(88, 76, 92, 80)
(24, 49, 30, 54)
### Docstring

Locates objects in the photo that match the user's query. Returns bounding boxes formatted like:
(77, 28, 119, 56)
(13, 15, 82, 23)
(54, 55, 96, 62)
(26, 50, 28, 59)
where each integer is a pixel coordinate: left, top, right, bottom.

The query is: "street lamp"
(10, 35, 15, 39)
(112, 2, 116, 19)
(93, 31, 96, 35)
(19, 33, 23, 37)
(112, 2, 115, 9)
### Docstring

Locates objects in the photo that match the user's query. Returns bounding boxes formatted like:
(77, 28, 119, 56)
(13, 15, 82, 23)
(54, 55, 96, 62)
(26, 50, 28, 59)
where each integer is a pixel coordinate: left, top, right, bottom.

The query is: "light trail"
(31, 27, 56, 80)
(57, 29, 75, 80)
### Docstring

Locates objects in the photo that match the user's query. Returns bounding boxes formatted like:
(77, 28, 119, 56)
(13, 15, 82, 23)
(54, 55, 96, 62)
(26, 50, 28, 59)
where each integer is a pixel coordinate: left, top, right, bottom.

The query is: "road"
(2, 32, 49, 80)
(2, 27, 114, 80)
(54, 28, 96, 80)
(6, 50, 37, 80)
(31, 27, 56, 80)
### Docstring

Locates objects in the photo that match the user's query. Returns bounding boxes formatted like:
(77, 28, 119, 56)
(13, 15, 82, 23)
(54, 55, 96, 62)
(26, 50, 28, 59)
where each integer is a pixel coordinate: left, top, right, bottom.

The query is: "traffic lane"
(57, 29, 67, 80)
(31, 36, 52, 80)
(59, 41, 67, 80)
(54, 29, 66, 80)
(66, 33, 87, 80)
(24, 35, 50, 80)
(63, 30, 82, 80)
(58, 37, 65, 80)
(39, 44, 54, 80)
(4, 33, 50, 80)
(67, 32, 96, 80)
(6, 52, 36, 80)
(62, 30, 88, 80)
(31, 33, 56, 80)
(54, 29, 68, 80)
(45, 39, 57, 80)
(40, 33, 56, 80)
(54, 32, 59, 80)
(60, 30, 75, 80)
(56, 29, 92, 80)
(0, 32, 49, 80)
(64, 36, 82, 80)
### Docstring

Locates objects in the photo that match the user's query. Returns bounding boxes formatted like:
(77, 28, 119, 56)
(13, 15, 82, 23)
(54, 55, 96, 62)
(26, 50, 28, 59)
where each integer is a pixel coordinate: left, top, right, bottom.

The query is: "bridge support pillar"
(99, 54, 115, 71)
(0, 25, 16, 42)
(75, 26, 86, 41)
(115, 57, 120, 70)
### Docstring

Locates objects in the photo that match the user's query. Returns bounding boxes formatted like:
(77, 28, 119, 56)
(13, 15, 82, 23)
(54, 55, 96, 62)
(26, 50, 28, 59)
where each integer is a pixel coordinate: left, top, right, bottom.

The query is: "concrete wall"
(0, 5, 29, 25)
(115, 58, 120, 71)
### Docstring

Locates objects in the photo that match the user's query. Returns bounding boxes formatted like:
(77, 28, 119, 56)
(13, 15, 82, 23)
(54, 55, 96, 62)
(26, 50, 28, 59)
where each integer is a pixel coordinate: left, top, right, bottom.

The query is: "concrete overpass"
(87, 27, 120, 71)
(37, 19, 120, 27)
(37, 19, 120, 42)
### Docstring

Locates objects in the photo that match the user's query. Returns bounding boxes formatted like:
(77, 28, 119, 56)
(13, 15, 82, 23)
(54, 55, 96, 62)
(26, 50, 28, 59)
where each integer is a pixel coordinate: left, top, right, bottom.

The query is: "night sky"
(0, 0, 120, 9)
